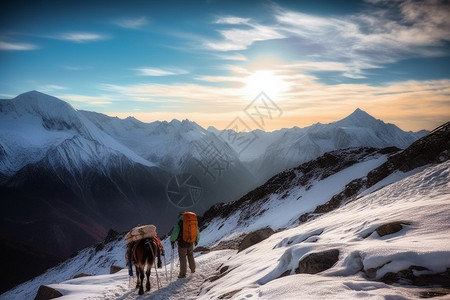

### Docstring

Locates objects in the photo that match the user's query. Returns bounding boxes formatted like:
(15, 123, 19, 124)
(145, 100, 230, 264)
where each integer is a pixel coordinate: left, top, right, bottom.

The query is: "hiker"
(170, 212, 200, 278)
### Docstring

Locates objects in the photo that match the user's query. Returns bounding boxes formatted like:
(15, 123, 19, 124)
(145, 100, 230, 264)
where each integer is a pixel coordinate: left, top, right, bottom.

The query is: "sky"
(0, 0, 449, 131)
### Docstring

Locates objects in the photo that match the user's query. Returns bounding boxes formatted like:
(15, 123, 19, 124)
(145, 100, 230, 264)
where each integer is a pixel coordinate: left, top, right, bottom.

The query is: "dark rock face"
(367, 121, 450, 188)
(382, 267, 450, 288)
(104, 229, 120, 244)
(200, 147, 396, 229)
(314, 178, 366, 214)
(34, 285, 62, 300)
(238, 227, 275, 253)
(375, 221, 409, 237)
(193, 246, 210, 253)
(73, 273, 92, 279)
(110, 265, 123, 274)
(295, 249, 340, 274)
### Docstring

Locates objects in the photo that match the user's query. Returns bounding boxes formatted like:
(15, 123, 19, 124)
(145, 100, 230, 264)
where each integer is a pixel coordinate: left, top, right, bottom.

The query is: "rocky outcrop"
(295, 249, 340, 274)
(73, 273, 92, 279)
(375, 221, 410, 237)
(200, 147, 396, 229)
(34, 285, 62, 300)
(382, 266, 450, 288)
(238, 227, 275, 252)
(110, 265, 123, 274)
(367, 122, 450, 188)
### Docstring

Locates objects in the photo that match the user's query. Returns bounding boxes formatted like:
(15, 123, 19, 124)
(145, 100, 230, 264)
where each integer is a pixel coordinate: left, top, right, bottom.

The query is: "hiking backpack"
(182, 212, 198, 243)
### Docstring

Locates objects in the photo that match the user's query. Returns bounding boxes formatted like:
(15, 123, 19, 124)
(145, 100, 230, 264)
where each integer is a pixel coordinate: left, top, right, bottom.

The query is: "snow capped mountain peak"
(334, 108, 379, 127)
(12, 90, 75, 116)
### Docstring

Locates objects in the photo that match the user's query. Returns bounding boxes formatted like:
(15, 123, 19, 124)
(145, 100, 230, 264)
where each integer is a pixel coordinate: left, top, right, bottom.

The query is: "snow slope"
(3, 154, 449, 299)
(198, 161, 450, 299)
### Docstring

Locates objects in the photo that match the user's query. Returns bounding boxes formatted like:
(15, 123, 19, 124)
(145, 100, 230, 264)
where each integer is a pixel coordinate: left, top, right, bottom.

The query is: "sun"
(243, 70, 290, 100)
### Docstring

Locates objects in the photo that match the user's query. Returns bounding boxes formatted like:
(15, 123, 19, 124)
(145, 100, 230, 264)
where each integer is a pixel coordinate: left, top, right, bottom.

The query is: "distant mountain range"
(3, 119, 448, 299)
(0, 91, 427, 288)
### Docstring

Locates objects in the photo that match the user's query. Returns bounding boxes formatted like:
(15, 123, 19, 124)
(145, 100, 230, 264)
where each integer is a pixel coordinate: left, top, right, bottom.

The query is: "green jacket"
(170, 215, 200, 244)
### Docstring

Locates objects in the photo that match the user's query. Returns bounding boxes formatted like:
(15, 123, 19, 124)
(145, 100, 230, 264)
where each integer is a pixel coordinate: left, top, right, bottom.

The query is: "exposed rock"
(419, 288, 450, 298)
(218, 289, 242, 299)
(208, 267, 234, 282)
(73, 273, 92, 279)
(238, 227, 275, 252)
(376, 221, 408, 237)
(314, 178, 365, 214)
(110, 265, 123, 274)
(34, 285, 62, 300)
(104, 229, 119, 244)
(381, 266, 450, 288)
(367, 122, 450, 188)
(295, 249, 340, 274)
(277, 270, 291, 279)
(199, 147, 396, 230)
(210, 234, 246, 251)
(193, 246, 210, 253)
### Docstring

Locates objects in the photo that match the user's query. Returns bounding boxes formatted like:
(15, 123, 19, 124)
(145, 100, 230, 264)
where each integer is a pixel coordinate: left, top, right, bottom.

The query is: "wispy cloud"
(202, 0, 450, 77)
(214, 16, 251, 25)
(134, 67, 189, 76)
(41, 85, 67, 92)
(114, 17, 148, 29)
(205, 16, 285, 51)
(57, 93, 113, 106)
(53, 32, 109, 43)
(0, 41, 39, 51)
(98, 60, 450, 131)
(273, 0, 450, 76)
(217, 53, 248, 61)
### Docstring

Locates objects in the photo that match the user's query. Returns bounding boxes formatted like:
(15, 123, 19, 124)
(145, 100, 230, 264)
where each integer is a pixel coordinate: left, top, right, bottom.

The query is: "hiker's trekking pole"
(163, 254, 169, 282)
(154, 262, 162, 289)
(170, 247, 175, 281)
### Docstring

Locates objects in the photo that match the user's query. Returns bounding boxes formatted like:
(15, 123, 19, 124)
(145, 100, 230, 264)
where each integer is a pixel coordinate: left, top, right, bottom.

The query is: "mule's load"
(125, 224, 156, 243)
(182, 212, 198, 243)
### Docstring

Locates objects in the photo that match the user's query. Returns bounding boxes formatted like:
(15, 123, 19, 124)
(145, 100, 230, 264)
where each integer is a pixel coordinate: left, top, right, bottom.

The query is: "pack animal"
(132, 238, 158, 295)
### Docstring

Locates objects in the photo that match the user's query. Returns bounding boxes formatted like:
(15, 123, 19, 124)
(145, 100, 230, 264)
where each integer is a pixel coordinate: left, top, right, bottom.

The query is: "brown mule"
(133, 238, 158, 295)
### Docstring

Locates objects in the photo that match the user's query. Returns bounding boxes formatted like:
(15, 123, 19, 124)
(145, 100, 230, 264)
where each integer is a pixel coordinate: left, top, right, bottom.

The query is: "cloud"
(273, 0, 450, 75)
(115, 17, 148, 29)
(202, 1, 450, 76)
(214, 16, 251, 25)
(134, 67, 189, 76)
(54, 32, 109, 43)
(41, 85, 67, 92)
(217, 53, 248, 61)
(57, 93, 114, 106)
(205, 17, 285, 51)
(0, 41, 38, 50)
(98, 60, 450, 132)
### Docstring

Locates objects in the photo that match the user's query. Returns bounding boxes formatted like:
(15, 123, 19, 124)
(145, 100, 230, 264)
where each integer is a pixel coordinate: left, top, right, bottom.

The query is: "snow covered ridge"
(2, 122, 449, 299)
(197, 160, 450, 300)
(200, 121, 450, 244)
(199, 147, 399, 233)
(0, 90, 432, 293)
(3, 154, 449, 299)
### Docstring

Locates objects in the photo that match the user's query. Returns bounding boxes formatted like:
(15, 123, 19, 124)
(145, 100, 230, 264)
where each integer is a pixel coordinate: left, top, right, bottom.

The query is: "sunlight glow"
(243, 70, 290, 99)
